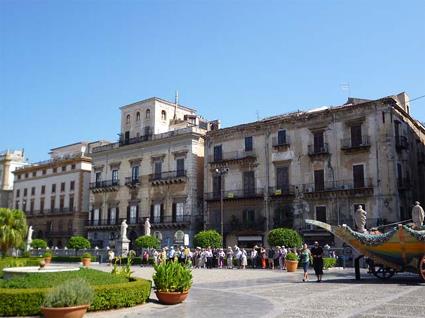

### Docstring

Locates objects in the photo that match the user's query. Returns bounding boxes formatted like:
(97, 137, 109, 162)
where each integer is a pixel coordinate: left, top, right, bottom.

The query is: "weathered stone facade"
(12, 143, 92, 248)
(204, 93, 425, 247)
(0, 150, 28, 208)
(87, 97, 216, 249)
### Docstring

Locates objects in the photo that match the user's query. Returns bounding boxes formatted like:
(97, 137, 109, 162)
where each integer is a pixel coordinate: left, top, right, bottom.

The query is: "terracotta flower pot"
(286, 260, 298, 272)
(82, 258, 91, 267)
(44, 257, 52, 265)
(155, 291, 189, 305)
(40, 304, 89, 318)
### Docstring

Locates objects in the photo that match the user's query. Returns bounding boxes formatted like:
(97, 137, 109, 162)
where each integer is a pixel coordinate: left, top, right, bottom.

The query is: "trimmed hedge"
(0, 278, 151, 316)
(0, 257, 42, 277)
(51, 256, 97, 263)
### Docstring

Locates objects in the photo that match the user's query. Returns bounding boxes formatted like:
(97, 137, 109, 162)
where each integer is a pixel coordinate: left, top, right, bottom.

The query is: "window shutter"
(116, 207, 119, 224)
(107, 208, 111, 224)
(99, 208, 102, 221)
(160, 204, 164, 222)
(136, 205, 139, 223)
(150, 205, 154, 220)
(127, 206, 130, 222)
(172, 203, 176, 222)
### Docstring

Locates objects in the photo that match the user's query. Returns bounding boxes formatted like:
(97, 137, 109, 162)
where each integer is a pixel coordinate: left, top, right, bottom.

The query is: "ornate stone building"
(0, 149, 28, 208)
(204, 92, 425, 247)
(12, 142, 92, 247)
(87, 97, 216, 248)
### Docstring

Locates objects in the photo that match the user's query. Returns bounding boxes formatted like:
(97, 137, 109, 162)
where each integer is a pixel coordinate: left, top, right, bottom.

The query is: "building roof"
(119, 97, 197, 113)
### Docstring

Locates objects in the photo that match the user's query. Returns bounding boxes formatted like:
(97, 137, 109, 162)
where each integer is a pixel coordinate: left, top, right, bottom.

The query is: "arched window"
(136, 112, 140, 121)
(126, 114, 131, 124)
(146, 109, 150, 119)
(161, 110, 167, 121)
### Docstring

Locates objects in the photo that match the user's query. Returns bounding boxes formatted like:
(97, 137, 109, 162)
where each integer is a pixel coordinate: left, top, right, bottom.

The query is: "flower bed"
(0, 268, 151, 316)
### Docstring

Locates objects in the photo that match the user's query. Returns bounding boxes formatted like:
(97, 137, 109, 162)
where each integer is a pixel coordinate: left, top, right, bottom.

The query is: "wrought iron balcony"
(86, 219, 120, 226)
(299, 178, 373, 193)
(89, 180, 120, 192)
(272, 135, 291, 148)
(268, 186, 295, 197)
(208, 150, 256, 164)
(205, 188, 264, 201)
(46, 207, 75, 214)
(149, 215, 191, 226)
(125, 176, 141, 187)
(308, 143, 329, 156)
(119, 134, 153, 146)
(341, 136, 371, 150)
(149, 170, 187, 184)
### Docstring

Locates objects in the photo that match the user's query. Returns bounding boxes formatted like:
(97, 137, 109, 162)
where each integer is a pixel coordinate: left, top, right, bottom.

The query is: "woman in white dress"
(241, 248, 248, 269)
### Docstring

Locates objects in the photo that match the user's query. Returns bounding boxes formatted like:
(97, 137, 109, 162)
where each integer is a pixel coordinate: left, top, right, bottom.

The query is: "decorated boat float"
(305, 219, 425, 281)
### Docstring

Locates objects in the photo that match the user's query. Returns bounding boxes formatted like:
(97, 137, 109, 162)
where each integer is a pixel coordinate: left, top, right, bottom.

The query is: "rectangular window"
(176, 159, 185, 176)
(31, 187, 35, 196)
(93, 208, 100, 225)
(314, 170, 325, 191)
(52, 184, 56, 193)
(397, 163, 403, 187)
(59, 197, 64, 212)
(42, 169, 46, 175)
(41, 185, 45, 195)
(278, 130, 287, 145)
(17, 174, 21, 180)
(213, 175, 222, 198)
(130, 205, 137, 223)
(313, 131, 325, 153)
(16, 189, 20, 198)
(32, 171, 36, 177)
(30, 200, 34, 214)
(110, 207, 117, 225)
(70, 181, 75, 191)
(15, 201, 19, 209)
(154, 161, 162, 179)
(276, 167, 289, 193)
(153, 204, 161, 223)
(316, 206, 327, 223)
(69, 196, 74, 211)
(40, 198, 45, 213)
(131, 166, 139, 181)
(243, 209, 255, 226)
(71, 164, 76, 170)
(176, 202, 184, 222)
(24, 188, 27, 196)
(53, 167, 57, 173)
(50, 197, 55, 211)
(245, 136, 253, 152)
(61, 182, 65, 192)
(61, 165, 66, 172)
(243, 171, 255, 195)
(25, 173, 28, 178)
(351, 125, 362, 147)
(353, 164, 365, 188)
(95, 172, 102, 185)
(213, 145, 222, 162)
(112, 170, 118, 184)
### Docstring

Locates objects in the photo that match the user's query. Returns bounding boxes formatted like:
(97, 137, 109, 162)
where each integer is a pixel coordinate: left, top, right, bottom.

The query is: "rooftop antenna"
(256, 110, 260, 121)
(340, 82, 351, 100)
(174, 90, 179, 119)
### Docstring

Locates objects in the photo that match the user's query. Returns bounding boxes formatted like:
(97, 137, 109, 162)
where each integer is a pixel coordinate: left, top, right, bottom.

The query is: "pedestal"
(115, 239, 130, 257)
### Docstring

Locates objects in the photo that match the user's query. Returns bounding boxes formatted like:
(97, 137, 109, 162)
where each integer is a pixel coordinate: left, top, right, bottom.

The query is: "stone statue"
(354, 205, 367, 233)
(26, 226, 33, 251)
(412, 201, 424, 229)
(144, 218, 151, 236)
(120, 220, 128, 241)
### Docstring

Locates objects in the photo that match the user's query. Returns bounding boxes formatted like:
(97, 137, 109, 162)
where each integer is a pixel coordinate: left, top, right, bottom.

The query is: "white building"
(0, 149, 28, 208)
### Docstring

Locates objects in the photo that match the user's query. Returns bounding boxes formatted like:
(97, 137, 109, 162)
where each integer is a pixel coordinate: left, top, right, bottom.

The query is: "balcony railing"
(308, 143, 329, 156)
(89, 179, 120, 190)
(86, 219, 120, 226)
(119, 134, 153, 146)
(124, 176, 141, 186)
(269, 186, 295, 197)
(149, 215, 191, 224)
(395, 136, 409, 150)
(341, 135, 371, 150)
(205, 188, 264, 200)
(272, 136, 291, 147)
(299, 178, 373, 193)
(47, 207, 75, 214)
(208, 150, 256, 163)
(149, 170, 187, 182)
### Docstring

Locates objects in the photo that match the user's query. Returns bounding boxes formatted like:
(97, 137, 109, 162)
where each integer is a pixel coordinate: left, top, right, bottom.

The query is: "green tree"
(193, 230, 222, 248)
(135, 235, 160, 249)
(267, 228, 302, 248)
(0, 208, 28, 257)
(67, 236, 91, 250)
(31, 238, 47, 249)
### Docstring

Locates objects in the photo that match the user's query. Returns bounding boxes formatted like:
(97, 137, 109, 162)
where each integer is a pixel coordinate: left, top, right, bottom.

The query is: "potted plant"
(41, 278, 93, 318)
(153, 261, 192, 305)
(285, 252, 299, 272)
(81, 252, 92, 267)
(44, 251, 52, 265)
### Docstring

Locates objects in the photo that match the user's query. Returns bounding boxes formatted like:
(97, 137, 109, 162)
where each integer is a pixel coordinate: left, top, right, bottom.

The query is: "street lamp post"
(215, 167, 228, 247)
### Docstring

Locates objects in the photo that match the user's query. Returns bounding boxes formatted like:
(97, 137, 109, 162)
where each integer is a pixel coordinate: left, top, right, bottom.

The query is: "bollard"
(355, 255, 364, 280)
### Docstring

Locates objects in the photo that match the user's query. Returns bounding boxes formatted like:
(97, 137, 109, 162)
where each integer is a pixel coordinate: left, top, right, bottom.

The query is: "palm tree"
(0, 208, 28, 257)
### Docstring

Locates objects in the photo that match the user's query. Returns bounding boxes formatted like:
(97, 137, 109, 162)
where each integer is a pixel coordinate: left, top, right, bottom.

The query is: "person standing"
(241, 248, 248, 269)
(300, 243, 312, 282)
(218, 248, 225, 269)
(251, 246, 258, 268)
(226, 246, 234, 269)
(268, 247, 275, 269)
(311, 241, 324, 282)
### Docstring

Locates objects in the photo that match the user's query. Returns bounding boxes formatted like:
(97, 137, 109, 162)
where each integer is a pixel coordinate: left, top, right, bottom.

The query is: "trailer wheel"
(419, 255, 425, 282)
(372, 264, 396, 279)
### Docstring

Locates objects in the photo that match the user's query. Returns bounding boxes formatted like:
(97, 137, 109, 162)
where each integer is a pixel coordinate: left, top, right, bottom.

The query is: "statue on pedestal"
(26, 226, 33, 251)
(354, 205, 367, 233)
(120, 220, 128, 241)
(144, 218, 151, 236)
(412, 201, 424, 229)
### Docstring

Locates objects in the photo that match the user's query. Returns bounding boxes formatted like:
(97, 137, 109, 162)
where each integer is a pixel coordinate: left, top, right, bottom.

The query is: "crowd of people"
(126, 242, 331, 282)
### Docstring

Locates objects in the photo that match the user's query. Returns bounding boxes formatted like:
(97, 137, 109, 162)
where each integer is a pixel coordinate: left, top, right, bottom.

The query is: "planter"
(40, 304, 89, 318)
(82, 258, 91, 267)
(155, 291, 189, 305)
(286, 260, 298, 272)
(44, 257, 52, 265)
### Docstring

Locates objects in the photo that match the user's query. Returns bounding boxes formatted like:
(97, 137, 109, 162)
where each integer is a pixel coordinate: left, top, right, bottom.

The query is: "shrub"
(82, 252, 92, 259)
(43, 251, 52, 258)
(0, 257, 42, 277)
(323, 257, 337, 269)
(135, 235, 160, 249)
(30, 239, 47, 249)
(285, 252, 299, 261)
(67, 236, 91, 250)
(43, 278, 93, 308)
(267, 228, 302, 248)
(52, 256, 96, 263)
(0, 278, 151, 316)
(193, 230, 222, 248)
(153, 261, 192, 292)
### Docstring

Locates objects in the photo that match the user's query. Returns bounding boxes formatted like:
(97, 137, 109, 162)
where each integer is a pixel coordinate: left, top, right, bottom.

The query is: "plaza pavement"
(85, 264, 425, 318)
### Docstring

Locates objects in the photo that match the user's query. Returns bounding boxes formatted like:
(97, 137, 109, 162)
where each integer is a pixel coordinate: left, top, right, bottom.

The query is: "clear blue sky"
(1, 0, 424, 162)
